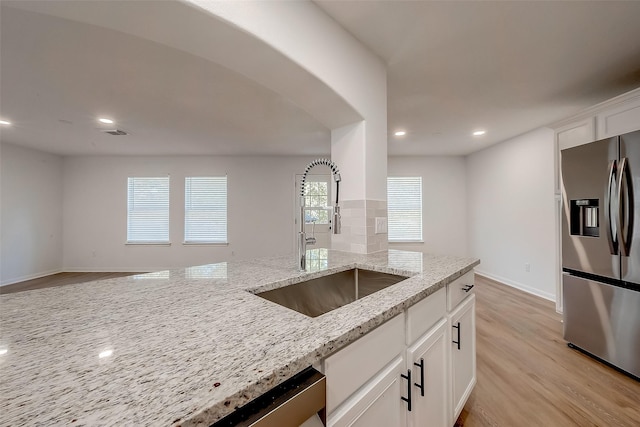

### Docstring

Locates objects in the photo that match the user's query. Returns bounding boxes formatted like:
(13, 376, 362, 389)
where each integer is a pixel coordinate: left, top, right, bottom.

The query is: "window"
(304, 179, 330, 224)
(127, 177, 170, 243)
(387, 177, 423, 242)
(184, 176, 227, 243)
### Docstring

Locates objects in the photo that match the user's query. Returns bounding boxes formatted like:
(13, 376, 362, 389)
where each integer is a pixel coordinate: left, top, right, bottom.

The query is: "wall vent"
(103, 129, 128, 136)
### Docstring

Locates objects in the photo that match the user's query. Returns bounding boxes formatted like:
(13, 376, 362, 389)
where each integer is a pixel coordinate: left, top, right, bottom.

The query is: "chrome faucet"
(299, 159, 341, 271)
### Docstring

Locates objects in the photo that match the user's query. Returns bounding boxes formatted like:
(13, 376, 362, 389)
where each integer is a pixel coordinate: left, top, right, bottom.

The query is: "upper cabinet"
(553, 88, 640, 149)
(553, 88, 640, 194)
(556, 118, 596, 151)
(596, 98, 640, 139)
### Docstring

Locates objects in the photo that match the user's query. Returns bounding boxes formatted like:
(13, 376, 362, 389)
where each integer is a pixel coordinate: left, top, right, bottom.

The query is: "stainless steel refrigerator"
(561, 130, 640, 379)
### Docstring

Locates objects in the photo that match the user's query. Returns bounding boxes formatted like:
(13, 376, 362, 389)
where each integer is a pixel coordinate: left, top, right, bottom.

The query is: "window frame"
(183, 176, 228, 245)
(126, 176, 171, 245)
(387, 176, 423, 243)
(303, 177, 331, 225)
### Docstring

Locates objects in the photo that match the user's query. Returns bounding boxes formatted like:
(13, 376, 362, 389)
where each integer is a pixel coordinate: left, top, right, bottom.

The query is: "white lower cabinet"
(406, 319, 449, 427)
(327, 356, 407, 427)
(324, 279, 476, 427)
(449, 294, 476, 424)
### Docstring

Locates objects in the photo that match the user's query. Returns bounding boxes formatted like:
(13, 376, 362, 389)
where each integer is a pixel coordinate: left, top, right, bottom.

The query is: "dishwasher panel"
(212, 367, 326, 427)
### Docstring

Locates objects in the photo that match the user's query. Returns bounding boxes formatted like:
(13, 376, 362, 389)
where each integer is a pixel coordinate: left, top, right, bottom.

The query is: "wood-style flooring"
(3, 272, 639, 425)
(457, 274, 640, 426)
(0, 272, 142, 294)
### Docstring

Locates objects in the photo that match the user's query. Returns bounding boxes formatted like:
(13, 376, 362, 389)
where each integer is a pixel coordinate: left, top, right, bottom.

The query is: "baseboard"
(1, 268, 63, 287)
(474, 270, 556, 302)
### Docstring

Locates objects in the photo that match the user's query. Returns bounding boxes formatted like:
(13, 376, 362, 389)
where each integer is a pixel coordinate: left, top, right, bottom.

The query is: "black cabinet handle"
(462, 284, 474, 292)
(401, 369, 412, 411)
(452, 322, 461, 350)
(414, 358, 424, 396)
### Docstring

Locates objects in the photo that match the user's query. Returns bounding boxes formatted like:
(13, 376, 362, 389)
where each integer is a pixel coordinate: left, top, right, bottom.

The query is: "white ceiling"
(0, 1, 357, 156)
(316, 0, 640, 155)
(2, 1, 640, 157)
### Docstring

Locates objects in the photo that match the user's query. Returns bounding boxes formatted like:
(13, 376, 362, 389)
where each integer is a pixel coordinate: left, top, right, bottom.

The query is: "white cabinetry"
(596, 98, 640, 139)
(327, 356, 407, 427)
(554, 89, 640, 151)
(325, 288, 446, 427)
(324, 314, 405, 413)
(556, 118, 596, 151)
(324, 274, 476, 427)
(406, 319, 448, 427)
(448, 294, 476, 424)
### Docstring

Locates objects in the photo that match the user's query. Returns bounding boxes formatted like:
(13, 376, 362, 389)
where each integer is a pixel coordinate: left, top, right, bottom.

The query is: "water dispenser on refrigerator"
(570, 199, 599, 237)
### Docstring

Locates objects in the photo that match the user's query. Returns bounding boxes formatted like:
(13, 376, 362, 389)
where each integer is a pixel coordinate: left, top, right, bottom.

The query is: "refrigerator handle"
(605, 159, 618, 255)
(617, 157, 634, 256)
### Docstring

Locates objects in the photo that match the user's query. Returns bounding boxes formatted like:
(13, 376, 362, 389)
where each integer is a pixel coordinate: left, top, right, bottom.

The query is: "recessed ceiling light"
(394, 130, 407, 136)
(0, 120, 11, 126)
(473, 130, 486, 136)
(98, 118, 114, 124)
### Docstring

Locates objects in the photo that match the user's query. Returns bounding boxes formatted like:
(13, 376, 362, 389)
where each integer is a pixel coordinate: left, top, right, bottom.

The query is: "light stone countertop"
(0, 249, 479, 426)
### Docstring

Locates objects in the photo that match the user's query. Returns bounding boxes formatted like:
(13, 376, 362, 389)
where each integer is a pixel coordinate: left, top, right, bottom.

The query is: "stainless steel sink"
(255, 268, 408, 318)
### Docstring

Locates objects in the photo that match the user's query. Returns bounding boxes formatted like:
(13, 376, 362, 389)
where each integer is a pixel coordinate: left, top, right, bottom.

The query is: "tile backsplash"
(331, 199, 388, 253)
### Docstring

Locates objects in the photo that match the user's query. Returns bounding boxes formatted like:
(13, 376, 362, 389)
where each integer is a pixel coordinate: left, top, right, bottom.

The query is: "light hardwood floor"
(458, 275, 640, 426)
(0, 272, 142, 294)
(3, 272, 639, 425)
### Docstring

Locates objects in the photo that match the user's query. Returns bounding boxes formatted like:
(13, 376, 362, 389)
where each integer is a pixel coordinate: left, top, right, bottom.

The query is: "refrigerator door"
(563, 273, 640, 378)
(561, 137, 619, 280)
(620, 131, 640, 287)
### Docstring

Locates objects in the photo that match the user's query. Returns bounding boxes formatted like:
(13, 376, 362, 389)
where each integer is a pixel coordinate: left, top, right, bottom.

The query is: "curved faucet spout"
(299, 158, 341, 199)
(299, 158, 342, 271)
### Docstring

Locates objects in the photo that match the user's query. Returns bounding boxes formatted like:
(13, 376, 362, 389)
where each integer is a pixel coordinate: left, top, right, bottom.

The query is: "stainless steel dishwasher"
(211, 367, 326, 427)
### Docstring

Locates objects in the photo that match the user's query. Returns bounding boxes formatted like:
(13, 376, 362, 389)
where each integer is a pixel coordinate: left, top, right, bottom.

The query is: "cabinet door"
(406, 318, 448, 427)
(325, 314, 405, 413)
(596, 99, 640, 138)
(327, 356, 407, 427)
(449, 294, 476, 424)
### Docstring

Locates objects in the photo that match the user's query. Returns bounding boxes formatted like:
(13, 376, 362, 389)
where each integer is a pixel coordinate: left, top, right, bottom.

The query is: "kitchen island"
(0, 249, 478, 426)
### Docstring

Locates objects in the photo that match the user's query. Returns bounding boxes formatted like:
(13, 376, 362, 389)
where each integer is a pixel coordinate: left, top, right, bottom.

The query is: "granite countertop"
(0, 249, 479, 426)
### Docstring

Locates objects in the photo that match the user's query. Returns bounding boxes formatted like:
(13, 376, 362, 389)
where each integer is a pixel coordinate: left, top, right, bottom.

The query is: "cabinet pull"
(401, 369, 412, 411)
(452, 322, 461, 350)
(414, 358, 425, 396)
(462, 284, 474, 292)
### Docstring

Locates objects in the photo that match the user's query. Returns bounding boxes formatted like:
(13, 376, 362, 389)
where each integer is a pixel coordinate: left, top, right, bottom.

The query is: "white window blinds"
(185, 177, 227, 243)
(387, 177, 423, 242)
(127, 177, 170, 243)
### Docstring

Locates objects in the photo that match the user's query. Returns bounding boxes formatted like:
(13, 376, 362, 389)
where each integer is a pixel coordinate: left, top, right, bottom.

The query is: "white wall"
(62, 155, 315, 272)
(467, 128, 557, 301)
(189, 1, 388, 201)
(388, 156, 468, 257)
(1, 143, 64, 285)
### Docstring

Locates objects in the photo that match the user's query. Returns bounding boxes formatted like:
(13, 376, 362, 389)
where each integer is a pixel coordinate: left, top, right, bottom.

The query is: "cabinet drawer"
(327, 356, 406, 427)
(406, 287, 446, 344)
(447, 272, 475, 311)
(325, 313, 405, 414)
